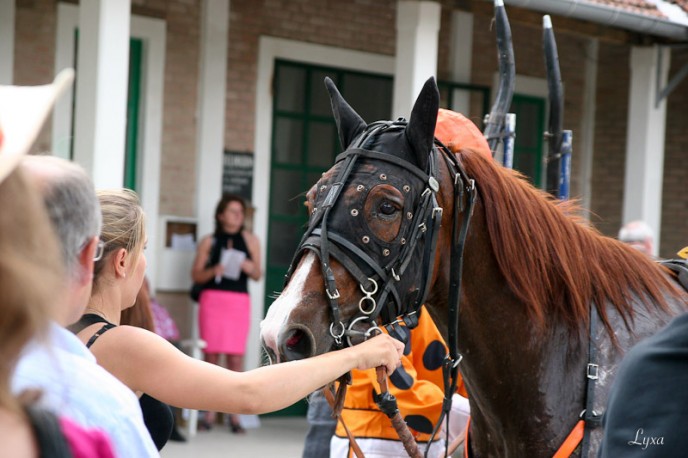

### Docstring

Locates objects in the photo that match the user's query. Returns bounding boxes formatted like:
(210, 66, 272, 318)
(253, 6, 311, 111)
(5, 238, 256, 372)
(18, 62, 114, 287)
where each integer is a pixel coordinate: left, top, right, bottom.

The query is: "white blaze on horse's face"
(260, 251, 317, 362)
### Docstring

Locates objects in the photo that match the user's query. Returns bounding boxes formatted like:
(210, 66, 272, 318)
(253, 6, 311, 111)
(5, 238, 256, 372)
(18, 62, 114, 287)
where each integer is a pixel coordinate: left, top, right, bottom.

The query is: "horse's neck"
(427, 204, 589, 456)
(458, 295, 588, 456)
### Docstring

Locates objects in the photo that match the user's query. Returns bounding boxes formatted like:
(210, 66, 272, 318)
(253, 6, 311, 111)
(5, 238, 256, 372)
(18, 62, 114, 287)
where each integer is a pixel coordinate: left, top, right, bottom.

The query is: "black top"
(71, 314, 174, 451)
(599, 312, 688, 457)
(203, 230, 251, 294)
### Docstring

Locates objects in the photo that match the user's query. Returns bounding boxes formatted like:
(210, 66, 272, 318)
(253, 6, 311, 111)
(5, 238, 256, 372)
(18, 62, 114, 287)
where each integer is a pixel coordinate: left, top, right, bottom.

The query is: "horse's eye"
(379, 201, 397, 216)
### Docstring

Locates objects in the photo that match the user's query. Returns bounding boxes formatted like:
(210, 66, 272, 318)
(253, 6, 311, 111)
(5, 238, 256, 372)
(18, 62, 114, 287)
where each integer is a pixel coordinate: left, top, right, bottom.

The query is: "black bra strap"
(85, 323, 116, 348)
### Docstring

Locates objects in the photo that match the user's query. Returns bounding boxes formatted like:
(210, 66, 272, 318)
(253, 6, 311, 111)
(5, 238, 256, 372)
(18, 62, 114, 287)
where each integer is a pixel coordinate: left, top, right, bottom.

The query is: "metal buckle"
(365, 323, 382, 338)
(358, 278, 378, 315)
(326, 288, 341, 300)
(345, 316, 379, 347)
(468, 178, 475, 192)
(587, 363, 599, 380)
(330, 321, 345, 340)
(428, 176, 440, 193)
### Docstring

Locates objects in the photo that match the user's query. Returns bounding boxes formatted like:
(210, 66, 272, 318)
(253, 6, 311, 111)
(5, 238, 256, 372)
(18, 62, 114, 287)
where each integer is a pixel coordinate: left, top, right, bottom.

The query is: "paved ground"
(161, 416, 309, 458)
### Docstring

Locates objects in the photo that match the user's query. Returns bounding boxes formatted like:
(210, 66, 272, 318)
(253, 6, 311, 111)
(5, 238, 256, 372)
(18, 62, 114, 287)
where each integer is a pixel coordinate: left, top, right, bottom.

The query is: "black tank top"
(203, 230, 251, 293)
(71, 314, 174, 450)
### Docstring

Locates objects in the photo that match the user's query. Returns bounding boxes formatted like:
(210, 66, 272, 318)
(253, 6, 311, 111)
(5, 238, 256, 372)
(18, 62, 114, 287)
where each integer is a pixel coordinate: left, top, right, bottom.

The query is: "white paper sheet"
(220, 247, 246, 280)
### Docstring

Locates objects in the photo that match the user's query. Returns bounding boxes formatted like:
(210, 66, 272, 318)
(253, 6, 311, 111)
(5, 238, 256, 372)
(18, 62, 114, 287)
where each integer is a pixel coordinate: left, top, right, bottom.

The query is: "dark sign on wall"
(222, 150, 254, 202)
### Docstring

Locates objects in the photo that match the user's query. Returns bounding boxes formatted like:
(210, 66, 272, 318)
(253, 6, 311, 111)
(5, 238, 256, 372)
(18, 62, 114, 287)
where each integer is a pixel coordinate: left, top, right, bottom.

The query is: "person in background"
(71, 188, 404, 450)
(191, 193, 261, 432)
(1, 71, 115, 457)
(303, 390, 338, 458)
(618, 220, 655, 256)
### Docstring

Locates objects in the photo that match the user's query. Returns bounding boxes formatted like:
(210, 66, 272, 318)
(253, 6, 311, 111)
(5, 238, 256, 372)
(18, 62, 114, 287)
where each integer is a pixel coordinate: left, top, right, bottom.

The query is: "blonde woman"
(71, 189, 404, 450)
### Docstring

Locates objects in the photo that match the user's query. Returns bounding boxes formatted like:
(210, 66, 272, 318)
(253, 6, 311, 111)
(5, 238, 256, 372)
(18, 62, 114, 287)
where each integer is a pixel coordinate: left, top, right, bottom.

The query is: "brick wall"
(224, 0, 397, 154)
(149, 0, 200, 217)
(14, 0, 57, 152)
(590, 41, 629, 237)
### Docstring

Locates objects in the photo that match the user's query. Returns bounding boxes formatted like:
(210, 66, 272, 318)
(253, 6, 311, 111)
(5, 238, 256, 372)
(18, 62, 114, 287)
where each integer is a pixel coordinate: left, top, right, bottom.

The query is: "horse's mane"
(457, 149, 684, 334)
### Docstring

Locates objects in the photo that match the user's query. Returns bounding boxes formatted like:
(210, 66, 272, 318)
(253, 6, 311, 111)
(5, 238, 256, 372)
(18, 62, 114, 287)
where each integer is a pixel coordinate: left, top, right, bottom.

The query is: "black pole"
(543, 15, 564, 197)
(483, 0, 515, 156)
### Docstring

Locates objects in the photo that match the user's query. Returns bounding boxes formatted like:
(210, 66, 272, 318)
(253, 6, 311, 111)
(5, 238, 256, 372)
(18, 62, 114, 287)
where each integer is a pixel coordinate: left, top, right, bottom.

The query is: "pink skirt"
(198, 289, 251, 354)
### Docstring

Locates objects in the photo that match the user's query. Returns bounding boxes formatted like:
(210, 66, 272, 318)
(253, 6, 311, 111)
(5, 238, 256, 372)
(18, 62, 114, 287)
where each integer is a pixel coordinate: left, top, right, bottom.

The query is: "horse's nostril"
(280, 327, 315, 361)
(286, 331, 303, 348)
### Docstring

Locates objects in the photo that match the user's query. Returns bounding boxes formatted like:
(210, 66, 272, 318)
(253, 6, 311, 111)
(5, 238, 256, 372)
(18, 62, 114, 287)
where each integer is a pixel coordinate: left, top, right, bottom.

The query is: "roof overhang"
(499, 0, 688, 40)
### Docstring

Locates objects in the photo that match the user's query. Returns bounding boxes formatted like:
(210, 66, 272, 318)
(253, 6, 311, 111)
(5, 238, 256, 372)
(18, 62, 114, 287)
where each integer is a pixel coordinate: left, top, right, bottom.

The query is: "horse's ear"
(325, 77, 367, 150)
(406, 77, 439, 171)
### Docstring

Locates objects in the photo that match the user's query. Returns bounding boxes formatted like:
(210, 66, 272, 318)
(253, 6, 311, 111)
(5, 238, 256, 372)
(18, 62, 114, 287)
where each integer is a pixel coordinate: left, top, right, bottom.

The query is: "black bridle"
(285, 119, 470, 342)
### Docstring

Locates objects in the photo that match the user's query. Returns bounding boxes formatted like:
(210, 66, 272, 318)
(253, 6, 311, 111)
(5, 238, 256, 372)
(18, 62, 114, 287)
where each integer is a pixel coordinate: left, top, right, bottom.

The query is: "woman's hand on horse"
(350, 334, 404, 375)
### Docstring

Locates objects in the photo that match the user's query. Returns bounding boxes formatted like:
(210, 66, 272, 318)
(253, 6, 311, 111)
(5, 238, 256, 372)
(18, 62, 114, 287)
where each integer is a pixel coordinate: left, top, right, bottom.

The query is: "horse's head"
(261, 77, 448, 363)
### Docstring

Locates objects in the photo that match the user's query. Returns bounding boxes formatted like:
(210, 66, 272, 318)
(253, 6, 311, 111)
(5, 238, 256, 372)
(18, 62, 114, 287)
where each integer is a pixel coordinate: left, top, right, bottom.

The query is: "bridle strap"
(319, 151, 362, 341)
(300, 231, 403, 314)
(336, 148, 432, 184)
(425, 143, 477, 458)
(581, 305, 602, 455)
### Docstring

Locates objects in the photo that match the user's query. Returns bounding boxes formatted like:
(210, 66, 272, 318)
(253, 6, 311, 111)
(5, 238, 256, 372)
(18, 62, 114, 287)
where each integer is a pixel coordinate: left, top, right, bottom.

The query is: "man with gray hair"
(12, 155, 158, 457)
(618, 220, 655, 257)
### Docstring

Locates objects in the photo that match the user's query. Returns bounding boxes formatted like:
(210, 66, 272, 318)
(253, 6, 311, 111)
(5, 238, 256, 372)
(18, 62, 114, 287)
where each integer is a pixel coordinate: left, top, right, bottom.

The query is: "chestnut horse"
(260, 77, 687, 457)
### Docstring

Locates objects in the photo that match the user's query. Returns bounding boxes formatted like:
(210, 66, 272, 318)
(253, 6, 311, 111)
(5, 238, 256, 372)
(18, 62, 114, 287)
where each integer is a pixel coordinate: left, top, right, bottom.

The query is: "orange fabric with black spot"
(335, 307, 467, 444)
(434, 109, 491, 158)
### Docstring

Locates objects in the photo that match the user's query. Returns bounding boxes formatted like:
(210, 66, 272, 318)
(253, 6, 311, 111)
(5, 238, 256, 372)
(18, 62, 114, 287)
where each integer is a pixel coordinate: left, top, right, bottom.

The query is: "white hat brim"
(0, 68, 75, 184)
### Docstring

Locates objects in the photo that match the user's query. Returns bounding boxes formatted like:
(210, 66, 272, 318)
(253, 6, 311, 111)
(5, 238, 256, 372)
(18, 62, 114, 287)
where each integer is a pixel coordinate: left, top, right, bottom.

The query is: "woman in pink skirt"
(191, 194, 261, 433)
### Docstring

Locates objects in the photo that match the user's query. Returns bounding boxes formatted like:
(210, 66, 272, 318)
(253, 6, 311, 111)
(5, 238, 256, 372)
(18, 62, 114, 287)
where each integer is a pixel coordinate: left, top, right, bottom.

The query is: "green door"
(124, 38, 143, 191)
(510, 94, 546, 187)
(265, 60, 392, 415)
